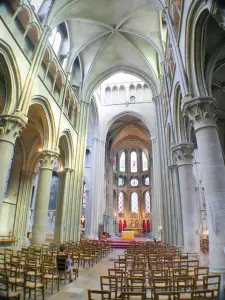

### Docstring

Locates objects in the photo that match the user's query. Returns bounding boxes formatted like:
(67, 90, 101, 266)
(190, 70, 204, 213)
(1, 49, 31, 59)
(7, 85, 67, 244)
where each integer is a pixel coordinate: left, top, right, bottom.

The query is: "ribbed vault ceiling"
(50, 0, 165, 96)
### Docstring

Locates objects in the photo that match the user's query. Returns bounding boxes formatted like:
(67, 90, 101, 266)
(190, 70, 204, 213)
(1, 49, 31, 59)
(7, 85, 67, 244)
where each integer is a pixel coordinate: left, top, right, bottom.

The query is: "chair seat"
(44, 274, 59, 279)
(25, 282, 43, 289)
(179, 292, 192, 299)
(8, 277, 24, 284)
(0, 290, 20, 298)
(27, 271, 42, 276)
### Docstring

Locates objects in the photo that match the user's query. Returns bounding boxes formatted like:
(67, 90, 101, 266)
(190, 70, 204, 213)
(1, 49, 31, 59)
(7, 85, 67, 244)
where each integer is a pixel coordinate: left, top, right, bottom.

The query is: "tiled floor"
(46, 249, 124, 300)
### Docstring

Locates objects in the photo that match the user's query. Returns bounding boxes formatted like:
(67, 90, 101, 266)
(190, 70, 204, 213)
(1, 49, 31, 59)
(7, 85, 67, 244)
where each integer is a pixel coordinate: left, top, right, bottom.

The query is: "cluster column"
(54, 168, 72, 243)
(172, 143, 200, 253)
(0, 115, 26, 216)
(31, 151, 58, 245)
(87, 137, 106, 238)
(183, 97, 225, 272)
(169, 165, 184, 247)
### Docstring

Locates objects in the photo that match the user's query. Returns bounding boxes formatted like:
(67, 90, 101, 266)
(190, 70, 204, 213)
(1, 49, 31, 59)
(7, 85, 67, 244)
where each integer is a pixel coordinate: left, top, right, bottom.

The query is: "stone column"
(169, 165, 184, 247)
(151, 136, 163, 236)
(54, 168, 72, 243)
(0, 115, 26, 216)
(31, 151, 58, 245)
(182, 97, 225, 273)
(172, 143, 200, 253)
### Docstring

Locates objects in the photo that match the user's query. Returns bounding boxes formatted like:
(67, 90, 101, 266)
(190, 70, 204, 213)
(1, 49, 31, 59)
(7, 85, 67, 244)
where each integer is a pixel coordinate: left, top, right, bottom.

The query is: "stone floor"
(46, 249, 124, 300)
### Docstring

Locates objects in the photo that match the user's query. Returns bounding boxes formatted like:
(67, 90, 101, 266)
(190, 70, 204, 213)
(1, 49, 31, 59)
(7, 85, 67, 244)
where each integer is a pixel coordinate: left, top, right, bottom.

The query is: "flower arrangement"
(158, 225, 163, 233)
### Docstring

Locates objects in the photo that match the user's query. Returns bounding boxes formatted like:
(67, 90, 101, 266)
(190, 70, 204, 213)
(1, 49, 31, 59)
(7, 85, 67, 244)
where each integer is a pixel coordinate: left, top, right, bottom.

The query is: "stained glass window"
(113, 156, 116, 170)
(145, 191, 151, 213)
(120, 152, 125, 172)
(82, 182, 87, 208)
(131, 192, 138, 213)
(118, 177, 124, 186)
(131, 178, 138, 187)
(142, 152, 148, 171)
(49, 28, 61, 55)
(145, 176, 149, 186)
(131, 151, 137, 173)
(118, 192, 124, 213)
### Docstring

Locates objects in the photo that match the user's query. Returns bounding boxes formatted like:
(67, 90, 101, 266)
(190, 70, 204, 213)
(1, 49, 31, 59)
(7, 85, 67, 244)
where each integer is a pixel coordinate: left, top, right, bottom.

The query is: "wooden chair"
(8, 256, 24, 290)
(0, 274, 21, 299)
(203, 274, 220, 298)
(88, 289, 111, 300)
(108, 268, 125, 290)
(42, 262, 59, 294)
(175, 277, 195, 300)
(194, 267, 209, 289)
(124, 277, 146, 294)
(100, 276, 118, 299)
(24, 263, 44, 299)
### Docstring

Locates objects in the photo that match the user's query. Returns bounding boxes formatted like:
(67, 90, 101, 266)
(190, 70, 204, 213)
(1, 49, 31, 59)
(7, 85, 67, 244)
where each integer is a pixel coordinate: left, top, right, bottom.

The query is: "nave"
(0, 240, 217, 300)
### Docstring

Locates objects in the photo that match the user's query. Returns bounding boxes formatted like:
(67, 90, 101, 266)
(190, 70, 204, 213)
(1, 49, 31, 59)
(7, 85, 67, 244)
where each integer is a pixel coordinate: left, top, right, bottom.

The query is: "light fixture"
(38, 148, 43, 152)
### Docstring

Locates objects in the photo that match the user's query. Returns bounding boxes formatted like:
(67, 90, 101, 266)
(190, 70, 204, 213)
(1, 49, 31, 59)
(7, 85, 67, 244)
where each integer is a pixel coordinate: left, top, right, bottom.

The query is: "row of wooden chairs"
(88, 242, 220, 300)
(0, 239, 111, 299)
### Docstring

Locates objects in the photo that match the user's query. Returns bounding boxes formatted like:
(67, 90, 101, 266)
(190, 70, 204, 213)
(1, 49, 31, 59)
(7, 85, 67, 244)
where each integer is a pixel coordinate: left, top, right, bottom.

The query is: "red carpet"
(106, 237, 146, 248)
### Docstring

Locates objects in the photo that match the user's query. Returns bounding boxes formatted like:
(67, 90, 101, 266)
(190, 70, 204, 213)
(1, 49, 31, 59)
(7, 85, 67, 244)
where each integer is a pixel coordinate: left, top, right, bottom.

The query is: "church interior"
(1, 0, 225, 299)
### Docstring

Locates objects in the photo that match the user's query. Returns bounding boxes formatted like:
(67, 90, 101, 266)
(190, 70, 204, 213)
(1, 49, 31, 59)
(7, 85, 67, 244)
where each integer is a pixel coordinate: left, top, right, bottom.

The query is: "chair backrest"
(203, 274, 221, 293)
(88, 289, 111, 300)
(191, 289, 215, 299)
(56, 255, 68, 272)
(154, 291, 180, 300)
(0, 274, 12, 299)
(100, 276, 118, 299)
(121, 291, 145, 300)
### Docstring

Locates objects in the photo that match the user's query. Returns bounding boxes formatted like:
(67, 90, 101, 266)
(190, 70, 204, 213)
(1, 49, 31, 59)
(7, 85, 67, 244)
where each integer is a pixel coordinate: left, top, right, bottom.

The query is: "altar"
(125, 227, 144, 237)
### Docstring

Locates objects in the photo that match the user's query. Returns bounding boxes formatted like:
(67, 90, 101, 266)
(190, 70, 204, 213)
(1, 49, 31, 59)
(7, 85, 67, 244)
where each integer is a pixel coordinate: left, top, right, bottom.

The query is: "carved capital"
(182, 97, 217, 132)
(172, 143, 194, 167)
(39, 150, 59, 170)
(0, 115, 27, 144)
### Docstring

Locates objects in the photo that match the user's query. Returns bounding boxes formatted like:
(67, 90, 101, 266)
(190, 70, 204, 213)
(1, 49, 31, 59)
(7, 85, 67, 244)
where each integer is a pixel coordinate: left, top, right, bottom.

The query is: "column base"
(86, 234, 99, 240)
(17, 237, 30, 247)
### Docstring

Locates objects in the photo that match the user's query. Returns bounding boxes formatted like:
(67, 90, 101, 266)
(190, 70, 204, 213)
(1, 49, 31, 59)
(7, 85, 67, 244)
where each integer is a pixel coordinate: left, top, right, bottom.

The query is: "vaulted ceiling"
(50, 0, 166, 97)
(106, 115, 151, 158)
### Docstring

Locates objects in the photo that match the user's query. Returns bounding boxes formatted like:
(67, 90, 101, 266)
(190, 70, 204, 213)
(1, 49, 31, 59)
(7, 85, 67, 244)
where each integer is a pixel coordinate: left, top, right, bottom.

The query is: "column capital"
(172, 143, 194, 167)
(168, 164, 178, 171)
(182, 96, 217, 132)
(0, 114, 27, 145)
(39, 150, 59, 171)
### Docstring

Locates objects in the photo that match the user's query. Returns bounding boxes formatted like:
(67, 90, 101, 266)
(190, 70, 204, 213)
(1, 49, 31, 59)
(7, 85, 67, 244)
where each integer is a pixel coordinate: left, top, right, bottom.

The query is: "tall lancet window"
(120, 152, 125, 172)
(82, 182, 87, 208)
(113, 156, 116, 170)
(145, 191, 151, 213)
(131, 151, 137, 172)
(118, 192, 124, 213)
(142, 151, 148, 171)
(131, 192, 138, 213)
(31, 0, 43, 12)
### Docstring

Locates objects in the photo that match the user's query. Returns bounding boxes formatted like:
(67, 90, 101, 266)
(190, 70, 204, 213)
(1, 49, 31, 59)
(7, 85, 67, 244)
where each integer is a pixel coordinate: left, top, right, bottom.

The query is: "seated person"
(58, 245, 73, 282)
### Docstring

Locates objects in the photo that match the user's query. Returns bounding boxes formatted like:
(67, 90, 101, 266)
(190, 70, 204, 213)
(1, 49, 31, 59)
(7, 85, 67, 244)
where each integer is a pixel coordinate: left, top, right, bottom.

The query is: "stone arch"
(58, 129, 74, 169)
(0, 39, 22, 114)
(17, 5, 32, 29)
(173, 83, 187, 144)
(84, 66, 159, 102)
(105, 111, 151, 140)
(30, 96, 56, 151)
(185, 1, 212, 97)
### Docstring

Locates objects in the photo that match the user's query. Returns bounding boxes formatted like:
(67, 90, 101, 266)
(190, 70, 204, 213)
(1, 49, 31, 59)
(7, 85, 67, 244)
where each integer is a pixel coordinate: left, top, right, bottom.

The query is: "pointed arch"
(30, 96, 56, 150)
(59, 129, 74, 169)
(0, 39, 22, 114)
